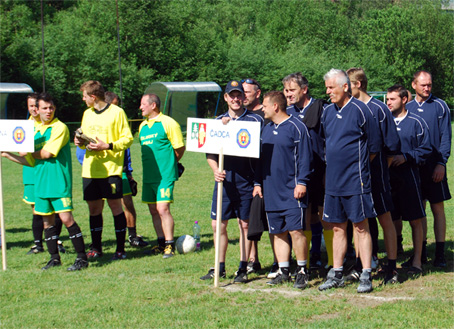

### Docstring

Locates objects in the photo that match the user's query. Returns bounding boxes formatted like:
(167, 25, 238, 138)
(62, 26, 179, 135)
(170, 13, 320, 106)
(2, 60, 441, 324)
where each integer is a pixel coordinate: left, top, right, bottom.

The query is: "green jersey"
(33, 118, 72, 199)
(139, 113, 184, 183)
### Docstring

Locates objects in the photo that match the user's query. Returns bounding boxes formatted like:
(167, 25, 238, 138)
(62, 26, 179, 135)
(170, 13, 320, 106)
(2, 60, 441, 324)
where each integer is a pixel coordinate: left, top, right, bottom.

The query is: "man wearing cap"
(200, 80, 264, 283)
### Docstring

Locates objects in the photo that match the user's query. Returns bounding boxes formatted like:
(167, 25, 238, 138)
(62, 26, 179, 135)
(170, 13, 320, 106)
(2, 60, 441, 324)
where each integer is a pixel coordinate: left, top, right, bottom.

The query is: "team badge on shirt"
(12, 126, 26, 144)
(237, 129, 251, 148)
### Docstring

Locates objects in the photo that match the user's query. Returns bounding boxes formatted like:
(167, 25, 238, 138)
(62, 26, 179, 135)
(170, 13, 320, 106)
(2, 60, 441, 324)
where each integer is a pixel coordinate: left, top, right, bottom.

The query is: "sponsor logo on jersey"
(273, 130, 278, 135)
(336, 114, 342, 119)
(237, 129, 251, 148)
(417, 108, 424, 112)
(13, 127, 26, 144)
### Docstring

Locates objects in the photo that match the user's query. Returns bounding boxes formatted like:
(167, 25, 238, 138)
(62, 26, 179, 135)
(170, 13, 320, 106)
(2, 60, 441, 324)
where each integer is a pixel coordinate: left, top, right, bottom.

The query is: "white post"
(0, 157, 7, 270)
(214, 148, 224, 288)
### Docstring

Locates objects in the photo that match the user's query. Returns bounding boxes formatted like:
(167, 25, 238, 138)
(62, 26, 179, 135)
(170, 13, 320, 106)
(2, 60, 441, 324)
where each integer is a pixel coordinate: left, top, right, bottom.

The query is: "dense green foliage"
(1, 0, 453, 121)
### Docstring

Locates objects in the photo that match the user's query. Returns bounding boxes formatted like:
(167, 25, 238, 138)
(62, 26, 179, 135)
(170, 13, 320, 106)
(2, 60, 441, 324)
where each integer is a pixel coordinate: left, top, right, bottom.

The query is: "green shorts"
(122, 172, 132, 196)
(23, 184, 35, 205)
(142, 181, 174, 204)
(34, 196, 73, 215)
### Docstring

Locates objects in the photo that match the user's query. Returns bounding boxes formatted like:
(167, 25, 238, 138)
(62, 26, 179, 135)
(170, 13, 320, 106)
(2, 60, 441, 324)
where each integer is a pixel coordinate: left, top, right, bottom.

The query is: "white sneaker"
(267, 263, 279, 279)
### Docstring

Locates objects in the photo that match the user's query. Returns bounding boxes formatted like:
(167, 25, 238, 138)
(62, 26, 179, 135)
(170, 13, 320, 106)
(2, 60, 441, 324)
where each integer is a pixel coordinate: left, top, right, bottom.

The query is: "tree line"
(1, 0, 453, 123)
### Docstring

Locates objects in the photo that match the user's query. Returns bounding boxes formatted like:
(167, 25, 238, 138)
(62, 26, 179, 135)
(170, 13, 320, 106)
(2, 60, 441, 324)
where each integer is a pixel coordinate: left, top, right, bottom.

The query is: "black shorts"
(420, 161, 451, 204)
(83, 176, 123, 201)
(390, 165, 426, 221)
(210, 198, 251, 221)
(308, 159, 325, 213)
(371, 188, 394, 216)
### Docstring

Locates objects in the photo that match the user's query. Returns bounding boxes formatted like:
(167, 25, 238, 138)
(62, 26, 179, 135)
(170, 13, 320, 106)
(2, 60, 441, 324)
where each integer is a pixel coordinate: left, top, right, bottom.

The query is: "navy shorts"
(266, 207, 305, 234)
(371, 189, 394, 216)
(323, 193, 376, 224)
(210, 198, 251, 221)
(390, 165, 426, 221)
(420, 162, 451, 204)
(83, 176, 123, 201)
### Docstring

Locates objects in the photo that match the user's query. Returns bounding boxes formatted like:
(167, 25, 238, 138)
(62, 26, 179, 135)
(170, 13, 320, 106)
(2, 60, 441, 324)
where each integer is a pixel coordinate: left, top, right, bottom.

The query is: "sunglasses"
(240, 78, 261, 90)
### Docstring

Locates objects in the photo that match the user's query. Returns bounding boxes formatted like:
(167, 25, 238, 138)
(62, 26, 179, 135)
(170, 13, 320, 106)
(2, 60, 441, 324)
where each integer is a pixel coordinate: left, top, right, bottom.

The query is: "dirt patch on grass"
(221, 271, 453, 307)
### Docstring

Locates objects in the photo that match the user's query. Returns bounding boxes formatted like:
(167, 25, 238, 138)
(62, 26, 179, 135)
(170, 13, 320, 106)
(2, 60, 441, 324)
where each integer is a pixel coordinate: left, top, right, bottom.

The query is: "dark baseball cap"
(225, 80, 244, 94)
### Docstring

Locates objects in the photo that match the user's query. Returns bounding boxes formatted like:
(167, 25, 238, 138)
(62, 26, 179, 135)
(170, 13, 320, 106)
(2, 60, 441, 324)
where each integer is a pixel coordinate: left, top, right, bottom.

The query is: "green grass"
(0, 137, 453, 328)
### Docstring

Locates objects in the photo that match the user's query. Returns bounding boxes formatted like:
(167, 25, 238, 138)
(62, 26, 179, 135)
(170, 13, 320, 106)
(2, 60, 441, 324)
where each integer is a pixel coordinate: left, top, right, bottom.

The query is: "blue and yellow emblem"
(237, 129, 251, 148)
(13, 127, 26, 144)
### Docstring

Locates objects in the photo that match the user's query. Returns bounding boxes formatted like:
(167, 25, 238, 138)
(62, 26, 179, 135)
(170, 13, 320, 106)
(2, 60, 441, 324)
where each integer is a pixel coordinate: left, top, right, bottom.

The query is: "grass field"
(0, 137, 453, 328)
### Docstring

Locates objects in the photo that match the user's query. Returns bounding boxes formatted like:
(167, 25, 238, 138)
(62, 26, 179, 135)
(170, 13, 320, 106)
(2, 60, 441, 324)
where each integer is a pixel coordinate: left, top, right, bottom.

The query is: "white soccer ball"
(176, 235, 196, 254)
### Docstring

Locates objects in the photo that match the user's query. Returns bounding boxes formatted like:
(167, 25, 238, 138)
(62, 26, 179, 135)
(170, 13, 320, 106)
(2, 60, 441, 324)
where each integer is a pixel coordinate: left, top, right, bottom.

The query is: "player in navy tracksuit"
(347, 68, 401, 284)
(318, 69, 381, 294)
(253, 91, 313, 289)
(387, 84, 432, 276)
(406, 71, 451, 268)
(283, 72, 333, 272)
(200, 80, 264, 283)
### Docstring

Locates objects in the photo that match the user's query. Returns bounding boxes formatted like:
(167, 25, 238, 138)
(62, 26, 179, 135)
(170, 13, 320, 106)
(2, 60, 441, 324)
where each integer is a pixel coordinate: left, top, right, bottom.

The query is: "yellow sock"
(304, 230, 312, 265)
(323, 229, 334, 267)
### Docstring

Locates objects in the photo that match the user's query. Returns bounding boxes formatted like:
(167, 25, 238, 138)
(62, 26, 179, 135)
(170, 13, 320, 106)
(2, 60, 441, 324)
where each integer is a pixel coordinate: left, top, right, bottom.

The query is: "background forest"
(1, 0, 453, 123)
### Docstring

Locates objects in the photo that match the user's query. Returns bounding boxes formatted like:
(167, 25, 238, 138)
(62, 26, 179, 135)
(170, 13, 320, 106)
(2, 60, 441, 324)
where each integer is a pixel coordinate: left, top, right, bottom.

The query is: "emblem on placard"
(237, 129, 251, 148)
(198, 123, 206, 148)
(13, 127, 26, 144)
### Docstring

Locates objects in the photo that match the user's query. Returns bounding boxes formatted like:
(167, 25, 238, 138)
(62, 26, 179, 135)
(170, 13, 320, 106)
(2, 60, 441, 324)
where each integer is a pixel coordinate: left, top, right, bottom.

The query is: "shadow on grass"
(5, 227, 29, 234)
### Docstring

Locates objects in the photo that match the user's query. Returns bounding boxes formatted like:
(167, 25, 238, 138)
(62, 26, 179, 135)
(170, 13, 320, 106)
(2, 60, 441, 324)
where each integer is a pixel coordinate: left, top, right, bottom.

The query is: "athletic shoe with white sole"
(67, 258, 89, 271)
(293, 268, 308, 289)
(200, 268, 226, 280)
(162, 245, 174, 259)
(318, 268, 345, 291)
(384, 269, 399, 285)
(357, 271, 373, 293)
(267, 263, 279, 279)
(27, 245, 45, 255)
(129, 235, 149, 248)
(345, 269, 361, 282)
(267, 269, 291, 285)
(233, 269, 248, 283)
(111, 251, 127, 261)
(41, 258, 61, 270)
(247, 261, 262, 274)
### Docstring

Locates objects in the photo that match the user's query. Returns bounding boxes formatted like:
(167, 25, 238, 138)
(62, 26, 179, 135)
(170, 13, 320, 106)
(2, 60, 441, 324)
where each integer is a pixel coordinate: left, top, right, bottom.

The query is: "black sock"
(67, 222, 86, 260)
(355, 257, 363, 271)
(369, 217, 379, 255)
(32, 215, 44, 247)
(44, 226, 59, 260)
(54, 214, 63, 236)
(89, 214, 103, 252)
(239, 261, 248, 271)
(220, 262, 226, 273)
(114, 213, 127, 253)
(157, 237, 165, 248)
(435, 242, 445, 258)
(388, 259, 397, 271)
(422, 240, 427, 261)
(128, 226, 137, 238)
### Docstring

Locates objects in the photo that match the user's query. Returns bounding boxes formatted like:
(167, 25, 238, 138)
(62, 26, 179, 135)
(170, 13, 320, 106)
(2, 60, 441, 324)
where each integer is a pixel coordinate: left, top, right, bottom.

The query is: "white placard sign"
(0, 120, 35, 152)
(186, 118, 260, 158)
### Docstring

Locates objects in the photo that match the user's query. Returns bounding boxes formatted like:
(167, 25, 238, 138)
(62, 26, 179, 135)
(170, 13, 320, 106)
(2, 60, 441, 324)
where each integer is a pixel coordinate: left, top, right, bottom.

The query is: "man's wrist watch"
(108, 143, 113, 150)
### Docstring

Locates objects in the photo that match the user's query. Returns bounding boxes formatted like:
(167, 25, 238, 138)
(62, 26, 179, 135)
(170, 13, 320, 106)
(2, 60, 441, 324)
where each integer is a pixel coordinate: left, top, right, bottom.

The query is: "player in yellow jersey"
(75, 81, 133, 261)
